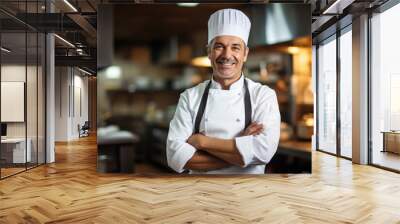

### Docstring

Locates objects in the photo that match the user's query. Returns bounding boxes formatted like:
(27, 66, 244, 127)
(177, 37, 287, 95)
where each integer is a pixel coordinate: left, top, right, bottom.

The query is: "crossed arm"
(167, 89, 280, 173)
(183, 123, 263, 171)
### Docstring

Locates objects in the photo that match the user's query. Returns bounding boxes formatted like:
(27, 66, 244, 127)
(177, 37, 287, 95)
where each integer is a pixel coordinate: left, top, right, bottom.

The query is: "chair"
(78, 121, 90, 138)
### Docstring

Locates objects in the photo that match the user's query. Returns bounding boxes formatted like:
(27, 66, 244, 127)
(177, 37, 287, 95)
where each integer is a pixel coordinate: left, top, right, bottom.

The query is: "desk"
(382, 131, 400, 154)
(97, 131, 138, 173)
(1, 138, 31, 163)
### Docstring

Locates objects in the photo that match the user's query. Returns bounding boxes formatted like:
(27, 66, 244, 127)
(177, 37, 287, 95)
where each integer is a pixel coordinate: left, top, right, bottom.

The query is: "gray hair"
(206, 38, 248, 54)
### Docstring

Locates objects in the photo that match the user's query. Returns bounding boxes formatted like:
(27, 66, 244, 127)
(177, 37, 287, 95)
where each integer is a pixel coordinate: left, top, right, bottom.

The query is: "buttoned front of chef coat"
(166, 75, 281, 174)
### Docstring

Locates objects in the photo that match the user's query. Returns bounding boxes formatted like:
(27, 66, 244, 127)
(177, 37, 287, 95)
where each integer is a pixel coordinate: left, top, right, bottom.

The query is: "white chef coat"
(166, 75, 281, 174)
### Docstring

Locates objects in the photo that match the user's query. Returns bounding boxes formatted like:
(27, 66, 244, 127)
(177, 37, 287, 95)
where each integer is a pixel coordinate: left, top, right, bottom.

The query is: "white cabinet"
(1, 138, 32, 163)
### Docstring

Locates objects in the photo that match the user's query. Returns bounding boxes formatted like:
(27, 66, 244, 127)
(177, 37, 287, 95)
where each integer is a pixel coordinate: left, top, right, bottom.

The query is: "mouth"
(216, 60, 236, 68)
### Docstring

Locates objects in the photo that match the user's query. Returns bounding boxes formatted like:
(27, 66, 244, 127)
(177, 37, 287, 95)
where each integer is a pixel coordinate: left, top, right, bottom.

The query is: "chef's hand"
(187, 133, 205, 150)
(241, 122, 264, 136)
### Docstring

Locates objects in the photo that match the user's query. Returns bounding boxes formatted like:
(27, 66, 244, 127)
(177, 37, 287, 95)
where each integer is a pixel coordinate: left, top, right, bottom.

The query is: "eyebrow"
(214, 42, 243, 47)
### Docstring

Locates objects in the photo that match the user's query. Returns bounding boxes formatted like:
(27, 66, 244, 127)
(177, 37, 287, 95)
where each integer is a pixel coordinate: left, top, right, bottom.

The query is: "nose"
(221, 47, 233, 58)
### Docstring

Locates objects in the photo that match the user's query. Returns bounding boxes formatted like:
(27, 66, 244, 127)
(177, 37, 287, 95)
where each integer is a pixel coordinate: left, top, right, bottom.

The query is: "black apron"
(194, 78, 252, 134)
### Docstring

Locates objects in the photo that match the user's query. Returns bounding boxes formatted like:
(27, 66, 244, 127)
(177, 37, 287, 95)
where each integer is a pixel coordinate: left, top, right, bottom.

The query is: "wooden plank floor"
(1, 135, 400, 224)
(1, 167, 26, 178)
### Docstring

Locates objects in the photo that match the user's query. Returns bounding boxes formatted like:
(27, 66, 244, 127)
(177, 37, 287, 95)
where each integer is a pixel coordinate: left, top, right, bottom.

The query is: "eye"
(214, 45, 223, 50)
(232, 46, 241, 51)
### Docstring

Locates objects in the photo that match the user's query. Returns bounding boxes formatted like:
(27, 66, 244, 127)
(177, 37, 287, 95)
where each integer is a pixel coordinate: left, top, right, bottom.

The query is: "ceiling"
(0, 0, 98, 72)
(1, 32, 46, 65)
(113, 4, 249, 46)
(0, 0, 97, 14)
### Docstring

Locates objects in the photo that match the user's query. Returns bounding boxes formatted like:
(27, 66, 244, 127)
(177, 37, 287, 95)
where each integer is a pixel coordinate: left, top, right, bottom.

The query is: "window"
(339, 28, 352, 158)
(371, 3, 400, 171)
(317, 35, 337, 154)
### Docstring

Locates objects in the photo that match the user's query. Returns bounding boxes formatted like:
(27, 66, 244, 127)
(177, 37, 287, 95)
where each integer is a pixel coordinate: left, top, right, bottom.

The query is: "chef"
(166, 8, 281, 174)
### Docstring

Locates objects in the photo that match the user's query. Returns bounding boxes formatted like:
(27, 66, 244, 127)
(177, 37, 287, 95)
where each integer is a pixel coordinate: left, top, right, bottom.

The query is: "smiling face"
(208, 35, 249, 83)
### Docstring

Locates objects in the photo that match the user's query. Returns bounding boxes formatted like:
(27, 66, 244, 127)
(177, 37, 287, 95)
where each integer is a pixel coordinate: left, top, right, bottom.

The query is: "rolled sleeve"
(235, 89, 281, 167)
(166, 90, 197, 173)
(167, 140, 196, 173)
(235, 135, 255, 167)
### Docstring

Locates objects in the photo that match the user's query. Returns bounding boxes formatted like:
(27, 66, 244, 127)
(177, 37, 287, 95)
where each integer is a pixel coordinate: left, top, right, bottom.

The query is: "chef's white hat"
(208, 8, 251, 46)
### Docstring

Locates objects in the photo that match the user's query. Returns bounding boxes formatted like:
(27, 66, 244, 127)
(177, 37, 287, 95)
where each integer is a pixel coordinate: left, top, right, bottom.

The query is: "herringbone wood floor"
(1, 135, 400, 223)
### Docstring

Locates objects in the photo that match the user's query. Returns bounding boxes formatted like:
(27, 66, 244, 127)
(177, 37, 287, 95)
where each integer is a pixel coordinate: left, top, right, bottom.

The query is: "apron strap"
(194, 78, 252, 134)
(194, 80, 212, 134)
(244, 79, 252, 129)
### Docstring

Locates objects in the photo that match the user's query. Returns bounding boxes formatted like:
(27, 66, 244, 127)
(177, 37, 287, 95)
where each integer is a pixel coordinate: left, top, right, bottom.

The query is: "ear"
(207, 42, 212, 60)
(243, 47, 249, 62)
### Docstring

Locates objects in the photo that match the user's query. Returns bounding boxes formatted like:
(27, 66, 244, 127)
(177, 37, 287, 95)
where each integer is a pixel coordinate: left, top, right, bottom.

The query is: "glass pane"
(317, 36, 337, 154)
(25, 0, 38, 169)
(1, 31, 27, 177)
(339, 29, 352, 158)
(27, 31, 38, 169)
(371, 4, 400, 171)
(38, 33, 45, 165)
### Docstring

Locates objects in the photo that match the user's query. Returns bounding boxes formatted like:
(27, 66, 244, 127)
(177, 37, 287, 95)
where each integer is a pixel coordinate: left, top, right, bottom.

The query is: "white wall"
(1, 65, 34, 137)
(55, 67, 89, 141)
(1, 65, 26, 135)
(55, 67, 69, 141)
(70, 72, 89, 139)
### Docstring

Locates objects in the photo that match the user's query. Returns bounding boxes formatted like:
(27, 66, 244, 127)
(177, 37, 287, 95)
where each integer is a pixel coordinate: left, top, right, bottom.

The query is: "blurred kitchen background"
(97, 3, 313, 174)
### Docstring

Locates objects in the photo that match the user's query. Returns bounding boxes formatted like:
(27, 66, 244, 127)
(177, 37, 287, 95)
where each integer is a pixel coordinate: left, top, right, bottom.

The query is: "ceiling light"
(105, 66, 121, 79)
(322, 0, 354, 15)
(1, 47, 11, 53)
(63, 0, 78, 12)
(191, 56, 211, 67)
(177, 3, 200, 7)
(78, 67, 93, 76)
(288, 46, 300, 54)
(54, 34, 75, 48)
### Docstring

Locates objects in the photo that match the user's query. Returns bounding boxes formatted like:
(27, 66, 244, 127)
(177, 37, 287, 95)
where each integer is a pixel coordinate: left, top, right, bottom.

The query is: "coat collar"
(210, 73, 244, 90)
